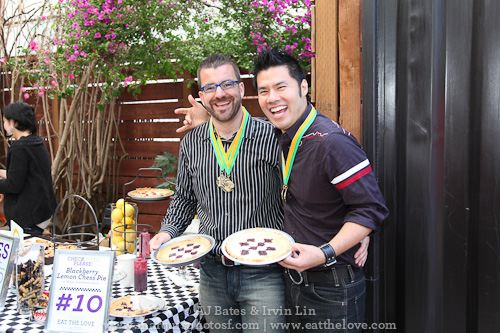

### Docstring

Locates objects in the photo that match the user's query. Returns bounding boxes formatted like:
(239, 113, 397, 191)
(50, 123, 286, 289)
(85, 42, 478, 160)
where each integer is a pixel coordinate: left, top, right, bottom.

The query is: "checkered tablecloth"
(0, 261, 202, 333)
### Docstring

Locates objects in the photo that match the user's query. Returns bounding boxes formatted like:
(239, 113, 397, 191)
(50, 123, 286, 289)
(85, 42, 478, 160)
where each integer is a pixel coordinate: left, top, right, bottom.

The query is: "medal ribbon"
(209, 107, 250, 175)
(281, 107, 317, 189)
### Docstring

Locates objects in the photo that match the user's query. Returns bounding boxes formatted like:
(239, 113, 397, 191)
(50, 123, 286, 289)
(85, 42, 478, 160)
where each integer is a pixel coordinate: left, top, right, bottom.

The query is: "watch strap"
(319, 243, 337, 266)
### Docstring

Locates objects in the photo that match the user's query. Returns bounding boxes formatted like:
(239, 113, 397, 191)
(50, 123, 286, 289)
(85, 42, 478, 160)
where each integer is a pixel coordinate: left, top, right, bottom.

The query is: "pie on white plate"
(155, 235, 212, 264)
(109, 295, 164, 317)
(128, 187, 174, 200)
(223, 228, 294, 265)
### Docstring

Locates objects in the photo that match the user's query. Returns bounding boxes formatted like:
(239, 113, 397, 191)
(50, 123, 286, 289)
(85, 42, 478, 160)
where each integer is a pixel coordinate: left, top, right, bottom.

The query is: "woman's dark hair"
(3, 102, 37, 134)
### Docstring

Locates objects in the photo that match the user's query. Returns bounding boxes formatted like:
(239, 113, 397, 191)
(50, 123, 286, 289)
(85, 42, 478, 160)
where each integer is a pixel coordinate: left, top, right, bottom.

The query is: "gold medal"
(217, 174, 235, 192)
(210, 108, 249, 194)
(281, 185, 288, 202)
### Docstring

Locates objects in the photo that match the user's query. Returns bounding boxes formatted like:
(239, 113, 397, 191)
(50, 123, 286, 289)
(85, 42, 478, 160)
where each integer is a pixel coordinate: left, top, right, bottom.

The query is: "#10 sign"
(0, 234, 19, 309)
(45, 250, 115, 333)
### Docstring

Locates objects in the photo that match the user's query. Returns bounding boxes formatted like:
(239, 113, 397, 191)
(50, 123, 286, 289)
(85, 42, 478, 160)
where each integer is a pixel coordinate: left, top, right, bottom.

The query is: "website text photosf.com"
(199, 305, 397, 331)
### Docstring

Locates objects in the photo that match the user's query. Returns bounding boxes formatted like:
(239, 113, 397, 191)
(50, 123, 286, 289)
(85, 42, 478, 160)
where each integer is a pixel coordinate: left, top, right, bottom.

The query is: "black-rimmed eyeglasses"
(200, 80, 240, 94)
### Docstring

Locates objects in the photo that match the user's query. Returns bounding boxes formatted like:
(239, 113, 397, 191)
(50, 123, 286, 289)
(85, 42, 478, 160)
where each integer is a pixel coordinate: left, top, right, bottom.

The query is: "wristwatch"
(319, 243, 337, 267)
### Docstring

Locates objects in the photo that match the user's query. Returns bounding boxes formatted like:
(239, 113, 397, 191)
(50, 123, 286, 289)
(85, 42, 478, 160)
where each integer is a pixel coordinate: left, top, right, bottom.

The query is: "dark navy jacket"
(276, 105, 388, 266)
(0, 135, 57, 231)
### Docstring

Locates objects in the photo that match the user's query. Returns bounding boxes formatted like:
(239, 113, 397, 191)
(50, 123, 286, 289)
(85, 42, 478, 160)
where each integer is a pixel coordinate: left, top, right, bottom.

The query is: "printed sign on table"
(45, 250, 115, 333)
(0, 234, 19, 309)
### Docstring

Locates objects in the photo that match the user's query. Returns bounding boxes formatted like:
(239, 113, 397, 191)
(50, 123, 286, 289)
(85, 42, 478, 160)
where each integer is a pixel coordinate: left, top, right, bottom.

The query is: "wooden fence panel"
(338, 0, 362, 141)
(314, 0, 339, 121)
(313, 0, 362, 140)
(120, 82, 184, 101)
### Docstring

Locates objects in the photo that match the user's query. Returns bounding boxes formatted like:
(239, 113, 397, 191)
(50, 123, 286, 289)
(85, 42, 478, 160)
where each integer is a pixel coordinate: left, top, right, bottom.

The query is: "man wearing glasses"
(150, 54, 287, 332)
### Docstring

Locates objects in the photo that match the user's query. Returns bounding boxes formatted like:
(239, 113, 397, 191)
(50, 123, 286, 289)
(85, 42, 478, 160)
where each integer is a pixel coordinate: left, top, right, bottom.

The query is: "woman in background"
(0, 102, 57, 235)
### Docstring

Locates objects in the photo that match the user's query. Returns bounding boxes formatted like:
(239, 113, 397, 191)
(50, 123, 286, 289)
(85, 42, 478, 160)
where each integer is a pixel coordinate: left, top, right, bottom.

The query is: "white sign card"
(0, 234, 19, 309)
(45, 250, 115, 333)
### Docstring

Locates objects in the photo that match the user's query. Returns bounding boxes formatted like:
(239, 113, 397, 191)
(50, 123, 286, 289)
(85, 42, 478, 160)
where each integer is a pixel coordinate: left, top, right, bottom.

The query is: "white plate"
(151, 234, 215, 267)
(221, 228, 294, 266)
(109, 295, 165, 318)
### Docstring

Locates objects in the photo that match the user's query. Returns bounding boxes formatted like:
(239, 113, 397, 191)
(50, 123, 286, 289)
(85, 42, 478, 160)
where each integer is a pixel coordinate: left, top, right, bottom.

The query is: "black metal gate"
(362, 0, 500, 332)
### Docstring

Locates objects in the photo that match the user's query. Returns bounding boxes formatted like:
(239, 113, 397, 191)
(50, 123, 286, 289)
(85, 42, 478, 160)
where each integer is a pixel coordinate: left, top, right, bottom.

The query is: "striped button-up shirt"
(161, 116, 284, 254)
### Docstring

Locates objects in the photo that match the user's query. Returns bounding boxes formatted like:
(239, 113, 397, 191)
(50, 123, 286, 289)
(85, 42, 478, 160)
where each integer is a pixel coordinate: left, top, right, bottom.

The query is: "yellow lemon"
(123, 217, 134, 226)
(112, 233, 124, 246)
(111, 222, 125, 236)
(115, 198, 125, 210)
(124, 229, 137, 242)
(126, 242, 136, 253)
(114, 240, 126, 251)
(124, 203, 135, 218)
(111, 208, 124, 224)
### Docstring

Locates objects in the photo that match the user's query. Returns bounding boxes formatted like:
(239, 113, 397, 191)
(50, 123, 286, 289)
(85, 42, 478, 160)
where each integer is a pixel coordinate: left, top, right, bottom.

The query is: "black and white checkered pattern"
(0, 261, 201, 332)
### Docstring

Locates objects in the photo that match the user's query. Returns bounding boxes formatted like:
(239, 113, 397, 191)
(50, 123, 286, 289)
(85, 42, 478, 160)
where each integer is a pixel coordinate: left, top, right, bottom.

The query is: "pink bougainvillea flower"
(20, 86, 26, 93)
(44, 58, 50, 64)
(0, 57, 6, 63)
(23, 93, 30, 100)
(107, 43, 117, 53)
(50, 80, 58, 87)
(299, 51, 315, 58)
(123, 76, 133, 86)
(67, 54, 78, 62)
(38, 90, 45, 97)
(29, 40, 39, 51)
(94, 32, 101, 38)
(69, 73, 75, 79)
(41, 15, 47, 21)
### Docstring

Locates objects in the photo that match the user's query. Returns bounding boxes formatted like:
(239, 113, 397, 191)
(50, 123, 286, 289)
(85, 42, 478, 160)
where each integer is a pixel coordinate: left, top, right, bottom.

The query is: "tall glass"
(16, 244, 45, 315)
(134, 257, 147, 292)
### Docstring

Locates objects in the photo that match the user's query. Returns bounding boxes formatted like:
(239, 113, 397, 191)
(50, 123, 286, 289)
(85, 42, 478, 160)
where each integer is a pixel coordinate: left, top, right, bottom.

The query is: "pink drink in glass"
(134, 257, 148, 292)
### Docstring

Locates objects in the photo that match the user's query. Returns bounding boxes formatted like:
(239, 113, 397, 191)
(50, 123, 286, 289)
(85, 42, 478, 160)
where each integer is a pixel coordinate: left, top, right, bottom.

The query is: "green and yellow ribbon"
(209, 107, 250, 176)
(281, 107, 317, 200)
